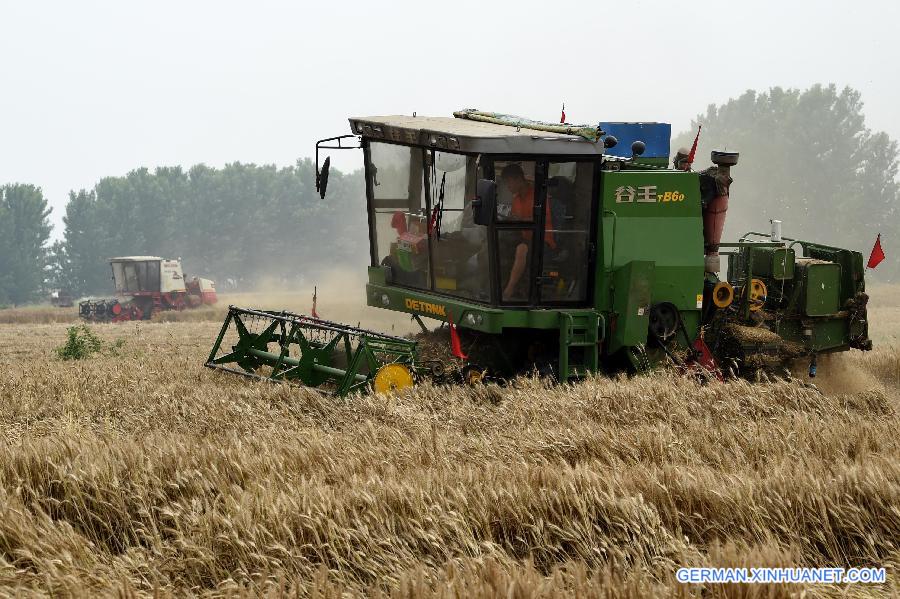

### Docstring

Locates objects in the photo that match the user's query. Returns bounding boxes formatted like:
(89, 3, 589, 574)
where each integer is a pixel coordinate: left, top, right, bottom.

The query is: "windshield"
(368, 142, 429, 291)
(112, 260, 160, 292)
(428, 151, 489, 301)
(367, 142, 598, 307)
(366, 142, 489, 301)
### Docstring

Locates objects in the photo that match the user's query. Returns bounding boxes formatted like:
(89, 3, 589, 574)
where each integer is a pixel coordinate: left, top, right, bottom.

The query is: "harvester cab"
(80, 256, 217, 322)
(341, 111, 711, 377)
(206, 109, 872, 394)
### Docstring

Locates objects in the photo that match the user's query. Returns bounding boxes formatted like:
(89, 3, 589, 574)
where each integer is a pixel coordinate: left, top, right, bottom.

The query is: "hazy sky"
(2, 0, 898, 239)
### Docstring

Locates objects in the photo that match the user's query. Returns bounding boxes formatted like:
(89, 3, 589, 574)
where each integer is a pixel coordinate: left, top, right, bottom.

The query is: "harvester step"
(558, 311, 601, 381)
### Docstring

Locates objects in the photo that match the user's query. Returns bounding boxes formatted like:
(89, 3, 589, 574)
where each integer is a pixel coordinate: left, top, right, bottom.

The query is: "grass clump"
(54, 324, 123, 360)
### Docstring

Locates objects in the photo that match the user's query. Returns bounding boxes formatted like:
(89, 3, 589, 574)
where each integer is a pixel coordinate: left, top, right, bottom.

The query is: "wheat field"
(0, 284, 898, 597)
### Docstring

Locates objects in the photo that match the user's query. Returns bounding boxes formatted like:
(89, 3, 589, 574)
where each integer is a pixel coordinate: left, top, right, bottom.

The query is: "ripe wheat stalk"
(0, 291, 898, 597)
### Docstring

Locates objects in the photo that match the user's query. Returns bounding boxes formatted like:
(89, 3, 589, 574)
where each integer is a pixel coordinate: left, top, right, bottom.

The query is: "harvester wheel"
(425, 361, 447, 379)
(649, 302, 681, 342)
(373, 363, 415, 394)
(712, 281, 734, 308)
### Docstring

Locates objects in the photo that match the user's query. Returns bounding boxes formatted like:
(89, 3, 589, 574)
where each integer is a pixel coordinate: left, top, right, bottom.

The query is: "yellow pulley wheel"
(748, 278, 768, 312)
(712, 281, 734, 308)
(373, 363, 414, 394)
(464, 367, 487, 386)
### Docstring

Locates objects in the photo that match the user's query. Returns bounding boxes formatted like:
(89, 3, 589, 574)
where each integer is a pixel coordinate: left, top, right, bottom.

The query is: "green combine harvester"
(207, 110, 872, 394)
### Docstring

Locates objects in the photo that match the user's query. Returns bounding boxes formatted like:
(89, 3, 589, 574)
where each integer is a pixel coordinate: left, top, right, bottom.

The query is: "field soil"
(0, 286, 898, 597)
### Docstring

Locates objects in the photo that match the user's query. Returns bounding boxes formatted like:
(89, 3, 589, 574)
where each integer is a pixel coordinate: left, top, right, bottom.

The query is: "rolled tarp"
(453, 108, 602, 142)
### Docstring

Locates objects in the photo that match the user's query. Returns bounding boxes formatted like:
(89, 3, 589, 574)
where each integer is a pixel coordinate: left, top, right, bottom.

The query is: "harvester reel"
(207, 307, 420, 396)
(79, 298, 143, 322)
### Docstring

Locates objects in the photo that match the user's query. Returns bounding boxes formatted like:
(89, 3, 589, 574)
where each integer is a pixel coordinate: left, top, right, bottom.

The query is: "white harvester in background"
(80, 256, 217, 322)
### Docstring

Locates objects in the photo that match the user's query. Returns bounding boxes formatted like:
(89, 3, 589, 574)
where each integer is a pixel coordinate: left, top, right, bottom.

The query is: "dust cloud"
(216, 267, 422, 337)
(802, 352, 885, 396)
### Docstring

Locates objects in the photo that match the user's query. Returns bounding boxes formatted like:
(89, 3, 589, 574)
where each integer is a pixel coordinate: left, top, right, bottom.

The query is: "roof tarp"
(453, 109, 602, 142)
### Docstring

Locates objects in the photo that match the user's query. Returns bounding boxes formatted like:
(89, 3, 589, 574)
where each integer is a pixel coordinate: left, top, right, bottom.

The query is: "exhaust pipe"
(770, 219, 782, 242)
(700, 150, 739, 273)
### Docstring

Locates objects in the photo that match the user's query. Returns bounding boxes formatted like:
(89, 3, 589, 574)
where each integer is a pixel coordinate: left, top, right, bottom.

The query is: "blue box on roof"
(599, 122, 671, 160)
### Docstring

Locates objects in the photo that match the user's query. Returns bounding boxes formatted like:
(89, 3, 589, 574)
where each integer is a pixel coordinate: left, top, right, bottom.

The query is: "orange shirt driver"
(500, 163, 556, 299)
(510, 185, 556, 250)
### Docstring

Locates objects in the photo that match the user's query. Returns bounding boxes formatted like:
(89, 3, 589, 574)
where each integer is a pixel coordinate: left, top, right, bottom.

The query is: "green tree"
(60, 189, 111, 295)
(59, 162, 367, 294)
(46, 240, 71, 292)
(674, 84, 899, 281)
(0, 184, 52, 304)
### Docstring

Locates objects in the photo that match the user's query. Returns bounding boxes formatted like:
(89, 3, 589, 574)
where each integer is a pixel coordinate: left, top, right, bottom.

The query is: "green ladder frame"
(558, 311, 603, 381)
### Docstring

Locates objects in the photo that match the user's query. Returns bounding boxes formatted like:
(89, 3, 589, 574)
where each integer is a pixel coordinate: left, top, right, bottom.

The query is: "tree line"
(1, 159, 368, 305)
(0, 184, 52, 305)
(1, 84, 897, 305)
(673, 84, 898, 278)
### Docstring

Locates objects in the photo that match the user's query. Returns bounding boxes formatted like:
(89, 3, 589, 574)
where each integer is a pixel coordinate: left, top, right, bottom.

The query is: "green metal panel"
(366, 278, 576, 334)
(773, 248, 795, 280)
(596, 170, 704, 343)
(558, 310, 602, 379)
(753, 247, 795, 280)
(632, 157, 668, 168)
(810, 318, 850, 349)
(802, 244, 866, 304)
(773, 318, 850, 353)
(368, 265, 389, 285)
(801, 262, 841, 316)
(608, 261, 654, 354)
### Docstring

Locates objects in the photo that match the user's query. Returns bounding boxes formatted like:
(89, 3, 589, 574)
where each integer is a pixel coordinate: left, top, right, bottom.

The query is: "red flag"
(311, 286, 320, 318)
(867, 234, 885, 269)
(447, 315, 468, 360)
(560, 103, 566, 124)
(686, 124, 702, 166)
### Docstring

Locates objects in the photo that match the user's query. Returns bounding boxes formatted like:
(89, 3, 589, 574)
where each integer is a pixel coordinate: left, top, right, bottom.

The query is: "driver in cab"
(499, 163, 556, 300)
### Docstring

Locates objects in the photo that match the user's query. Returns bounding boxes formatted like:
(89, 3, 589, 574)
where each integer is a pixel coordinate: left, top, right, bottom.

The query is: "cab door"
(491, 158, 595, 306)
(492, 159, 544, 305)
(536, 160, 596, 305)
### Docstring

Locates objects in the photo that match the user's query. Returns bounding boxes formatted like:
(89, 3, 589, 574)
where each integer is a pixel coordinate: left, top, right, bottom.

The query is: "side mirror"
(315, 134, 362, 198)
(317, 156, 331, 199)
(472, 179, 496, 226)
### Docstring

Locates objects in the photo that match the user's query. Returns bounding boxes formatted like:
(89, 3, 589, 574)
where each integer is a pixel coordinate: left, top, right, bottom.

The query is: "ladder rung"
(559, 311, 600, 380)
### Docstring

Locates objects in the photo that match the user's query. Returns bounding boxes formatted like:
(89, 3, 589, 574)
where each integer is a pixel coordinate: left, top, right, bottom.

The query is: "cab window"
(428, 151, 489, 301)
(495, 161, 536, 222)
(540, 162, 593, 303)
(367, 142, 430, 291)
